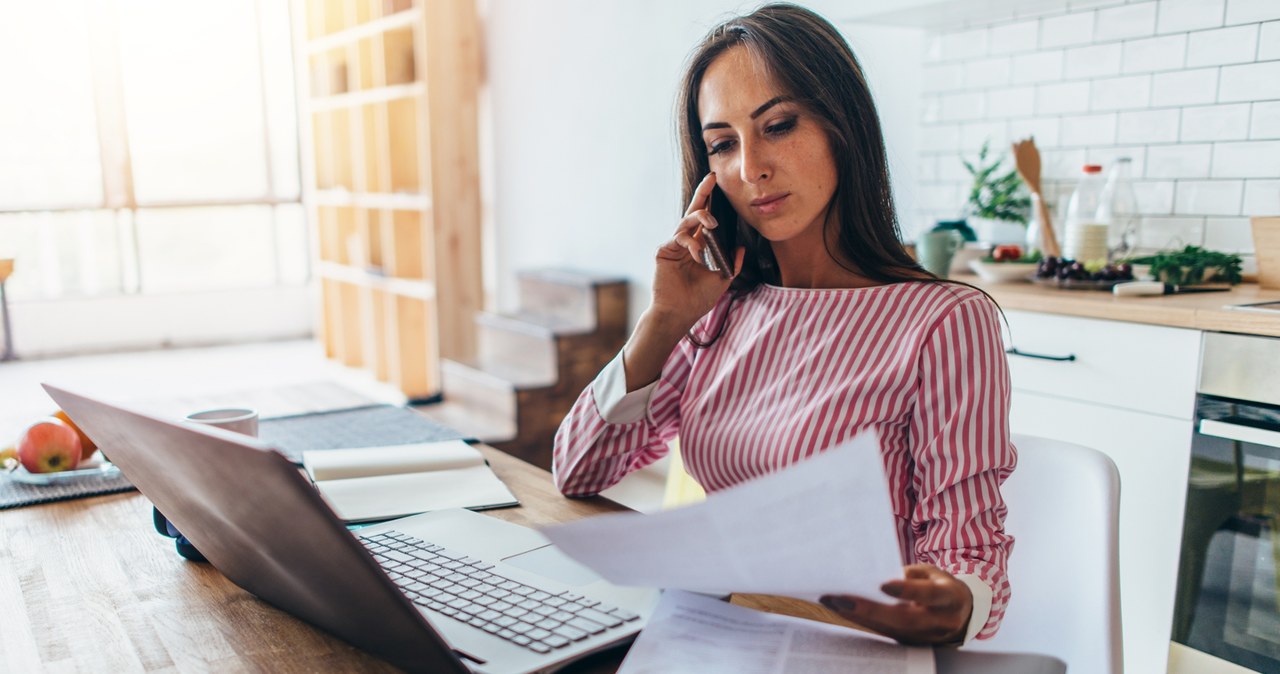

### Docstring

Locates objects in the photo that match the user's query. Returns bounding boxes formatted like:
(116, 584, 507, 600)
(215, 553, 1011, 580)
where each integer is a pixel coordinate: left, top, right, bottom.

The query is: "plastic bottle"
(1097, 157, 1139, 261)
(1062, 164, 1108, 264)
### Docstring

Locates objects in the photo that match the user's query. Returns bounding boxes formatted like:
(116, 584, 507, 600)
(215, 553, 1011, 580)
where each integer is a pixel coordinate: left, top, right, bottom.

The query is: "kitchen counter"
(956, 274, 1280, 339)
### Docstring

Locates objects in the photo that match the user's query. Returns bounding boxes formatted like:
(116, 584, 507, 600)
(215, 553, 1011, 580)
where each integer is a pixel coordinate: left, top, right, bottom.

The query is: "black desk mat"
(1, 404, 468, 510)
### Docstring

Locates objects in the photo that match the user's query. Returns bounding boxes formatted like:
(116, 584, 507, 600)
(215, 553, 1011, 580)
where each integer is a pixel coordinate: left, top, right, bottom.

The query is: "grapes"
(1034, 256, 1134, 285)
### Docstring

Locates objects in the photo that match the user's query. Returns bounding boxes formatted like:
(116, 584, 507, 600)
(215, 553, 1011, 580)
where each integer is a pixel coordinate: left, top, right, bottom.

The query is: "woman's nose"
(738, 140, 771, 183)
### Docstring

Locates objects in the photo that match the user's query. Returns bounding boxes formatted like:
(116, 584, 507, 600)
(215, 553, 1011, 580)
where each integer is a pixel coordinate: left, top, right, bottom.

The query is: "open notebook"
(301, 440, 518, 523)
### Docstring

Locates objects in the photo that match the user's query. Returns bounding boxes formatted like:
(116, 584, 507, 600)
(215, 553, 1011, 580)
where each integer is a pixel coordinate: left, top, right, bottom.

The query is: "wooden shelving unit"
(293, 0, 482, 402)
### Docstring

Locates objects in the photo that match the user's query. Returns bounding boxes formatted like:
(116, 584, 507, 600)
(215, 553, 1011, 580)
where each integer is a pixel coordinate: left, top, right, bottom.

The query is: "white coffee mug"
(184, 408, 259, 437)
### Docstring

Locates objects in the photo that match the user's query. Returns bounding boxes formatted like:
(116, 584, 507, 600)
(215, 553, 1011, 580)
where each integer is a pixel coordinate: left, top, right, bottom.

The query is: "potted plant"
(962, 140, 1030, 244)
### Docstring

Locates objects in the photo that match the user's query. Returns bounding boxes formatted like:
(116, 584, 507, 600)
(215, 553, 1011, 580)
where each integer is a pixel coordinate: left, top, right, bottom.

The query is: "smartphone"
(699, 186, 736, 279)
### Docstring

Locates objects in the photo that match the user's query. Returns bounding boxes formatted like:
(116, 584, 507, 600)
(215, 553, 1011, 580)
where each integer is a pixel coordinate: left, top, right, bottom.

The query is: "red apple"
(17, 418, 82, 473)
(0, 445, 17, 468)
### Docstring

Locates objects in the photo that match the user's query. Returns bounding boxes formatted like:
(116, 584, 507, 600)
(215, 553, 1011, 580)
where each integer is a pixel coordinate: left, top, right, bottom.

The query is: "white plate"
(969, 259, 1037, 283)
(6, 458, 121, 485)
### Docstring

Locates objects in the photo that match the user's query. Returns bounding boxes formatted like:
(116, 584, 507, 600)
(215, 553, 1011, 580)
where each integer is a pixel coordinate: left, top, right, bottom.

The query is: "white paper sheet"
(541, 430, 903, 600)
(618, 590, 934, 674)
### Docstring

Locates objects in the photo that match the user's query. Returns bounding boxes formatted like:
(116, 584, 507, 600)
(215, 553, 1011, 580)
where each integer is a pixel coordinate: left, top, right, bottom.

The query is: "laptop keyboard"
(361, 530, 640, 655)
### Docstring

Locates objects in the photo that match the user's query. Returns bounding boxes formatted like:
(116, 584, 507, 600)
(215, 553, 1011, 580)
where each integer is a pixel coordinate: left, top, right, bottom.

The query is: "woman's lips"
(749, 192, 790, 215)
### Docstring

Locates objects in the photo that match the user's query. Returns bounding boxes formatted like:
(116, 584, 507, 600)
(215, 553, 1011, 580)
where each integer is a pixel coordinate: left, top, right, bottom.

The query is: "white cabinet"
(1003, 310, 1199, 674)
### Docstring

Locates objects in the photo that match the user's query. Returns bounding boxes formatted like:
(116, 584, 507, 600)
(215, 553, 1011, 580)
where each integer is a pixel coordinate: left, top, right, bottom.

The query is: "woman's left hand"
(819, 564, 973, 646)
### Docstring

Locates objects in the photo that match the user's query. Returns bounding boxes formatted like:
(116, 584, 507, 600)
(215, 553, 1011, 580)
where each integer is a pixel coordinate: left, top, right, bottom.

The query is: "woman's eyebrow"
(701, 96, 795, 131)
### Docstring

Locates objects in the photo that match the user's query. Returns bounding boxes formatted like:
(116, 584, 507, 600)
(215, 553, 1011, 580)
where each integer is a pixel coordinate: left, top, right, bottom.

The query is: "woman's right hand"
(649, 172, 746, 330)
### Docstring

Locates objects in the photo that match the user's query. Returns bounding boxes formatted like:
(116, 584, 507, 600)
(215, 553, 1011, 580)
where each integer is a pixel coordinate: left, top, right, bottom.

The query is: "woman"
(552, 3, 1014, 647)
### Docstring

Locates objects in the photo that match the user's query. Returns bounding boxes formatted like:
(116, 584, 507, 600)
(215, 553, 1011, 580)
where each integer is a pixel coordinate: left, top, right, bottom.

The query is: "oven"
(1173, 332, 1280, 672)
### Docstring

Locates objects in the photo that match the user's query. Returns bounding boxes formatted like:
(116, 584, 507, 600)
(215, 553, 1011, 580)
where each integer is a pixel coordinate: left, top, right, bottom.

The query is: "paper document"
(541, 430, 902, 600)
(618, 590, 934, 674)
(302, 441, 518, 523)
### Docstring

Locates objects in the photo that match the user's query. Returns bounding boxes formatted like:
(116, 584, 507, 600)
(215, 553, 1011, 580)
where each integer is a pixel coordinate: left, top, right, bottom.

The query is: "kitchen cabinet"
(1003, 310, 1199, 674)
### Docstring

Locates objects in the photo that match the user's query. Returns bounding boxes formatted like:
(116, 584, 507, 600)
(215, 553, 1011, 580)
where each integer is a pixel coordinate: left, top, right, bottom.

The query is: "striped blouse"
(551, 280, 1016, 641)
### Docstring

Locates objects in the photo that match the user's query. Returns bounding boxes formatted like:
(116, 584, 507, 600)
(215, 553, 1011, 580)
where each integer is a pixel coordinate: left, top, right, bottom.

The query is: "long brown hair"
(676, 3, 991, 347)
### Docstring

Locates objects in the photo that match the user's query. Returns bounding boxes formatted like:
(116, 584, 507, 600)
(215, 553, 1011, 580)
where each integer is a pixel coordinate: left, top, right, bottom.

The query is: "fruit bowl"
(5, 459, 120, 486)
(969, 260, 1037, 283)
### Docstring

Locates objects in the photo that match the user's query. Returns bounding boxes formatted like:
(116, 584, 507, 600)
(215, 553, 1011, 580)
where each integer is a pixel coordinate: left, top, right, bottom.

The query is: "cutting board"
(1253, 217, 1280, 290)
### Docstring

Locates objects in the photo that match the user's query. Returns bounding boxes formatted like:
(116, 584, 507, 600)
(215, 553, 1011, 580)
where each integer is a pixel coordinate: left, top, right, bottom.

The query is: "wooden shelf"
(310, 82, 424, 112)
(306, 8, 420, 55)
(297, 0, 481, 401)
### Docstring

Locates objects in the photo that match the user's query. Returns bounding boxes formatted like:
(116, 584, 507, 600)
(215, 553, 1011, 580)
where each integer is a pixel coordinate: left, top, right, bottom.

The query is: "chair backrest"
(967, 434, 1123, 674)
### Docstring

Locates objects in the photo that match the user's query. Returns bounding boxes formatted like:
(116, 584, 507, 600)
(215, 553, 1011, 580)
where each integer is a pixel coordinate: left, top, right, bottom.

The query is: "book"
(301, 440, 518, 523)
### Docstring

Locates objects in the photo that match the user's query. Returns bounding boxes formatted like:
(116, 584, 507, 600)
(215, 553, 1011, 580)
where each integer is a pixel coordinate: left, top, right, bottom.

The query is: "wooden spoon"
(1010, 137, 1060, 258)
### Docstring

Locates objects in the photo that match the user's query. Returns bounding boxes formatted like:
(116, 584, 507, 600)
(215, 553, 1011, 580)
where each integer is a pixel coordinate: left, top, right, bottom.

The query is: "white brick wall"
(914, 0, 1280, 263)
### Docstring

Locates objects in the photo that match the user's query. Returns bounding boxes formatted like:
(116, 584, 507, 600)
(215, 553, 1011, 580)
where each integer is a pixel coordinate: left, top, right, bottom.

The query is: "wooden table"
(0, 445, 632, 673)
(0, 442, 1063, 674)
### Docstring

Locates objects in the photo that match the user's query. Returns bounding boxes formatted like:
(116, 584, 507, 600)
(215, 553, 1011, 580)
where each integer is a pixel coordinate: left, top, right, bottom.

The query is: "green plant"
(963, 141, 1030, 224)
(1126, 245, 1244, 285)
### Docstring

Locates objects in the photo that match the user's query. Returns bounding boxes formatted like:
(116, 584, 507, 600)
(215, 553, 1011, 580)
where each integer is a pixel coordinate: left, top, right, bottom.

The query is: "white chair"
(967, 434, 1124, 674)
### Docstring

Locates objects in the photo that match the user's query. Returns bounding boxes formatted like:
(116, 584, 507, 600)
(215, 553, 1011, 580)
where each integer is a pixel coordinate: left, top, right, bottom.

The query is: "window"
(0, 0, 306, 314)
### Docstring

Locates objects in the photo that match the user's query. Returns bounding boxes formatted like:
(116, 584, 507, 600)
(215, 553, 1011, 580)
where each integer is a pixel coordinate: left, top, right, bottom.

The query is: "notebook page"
(302, 440, 484, 481)
(313, 463, 518, 523)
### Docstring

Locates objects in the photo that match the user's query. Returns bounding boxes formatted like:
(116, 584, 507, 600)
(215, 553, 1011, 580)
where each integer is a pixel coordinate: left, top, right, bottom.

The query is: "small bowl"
(949, 243, 989, 276)
(969, 259, 1038, 283)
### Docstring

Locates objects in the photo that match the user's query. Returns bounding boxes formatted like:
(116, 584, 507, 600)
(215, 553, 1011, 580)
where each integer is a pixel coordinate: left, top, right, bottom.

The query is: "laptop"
(43, 384, 658, 674)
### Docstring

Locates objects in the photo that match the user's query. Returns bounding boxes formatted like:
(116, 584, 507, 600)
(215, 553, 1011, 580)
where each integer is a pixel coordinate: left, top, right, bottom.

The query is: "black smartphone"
(699, 185, 737, 278)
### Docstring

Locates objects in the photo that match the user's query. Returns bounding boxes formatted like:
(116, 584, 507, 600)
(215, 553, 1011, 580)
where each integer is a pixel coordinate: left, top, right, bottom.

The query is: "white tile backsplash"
(915, 2, 1280, 257)
(1066, 43, 1123, 78)
(1118, 108, 1181, 143)
(1041, 148, 1090, 179)
(1157, 0, 1226, 34)
(1061, 112, 1118, 146)
(920, 124, 962, 152)
(1090, 74, 1152, 110)
(1219, 62, 1280, 102)
(1013, 50, 1065, 84)
(940, 92, 988, 121)
(1095, 2, 1158, 41)
(1242, 179, 1280, 216)
(1008, 117, 1062, 147)
(923, 63, 965, 93)
(965, 57, 1014, 88)
(1186, 24, 1259, 67)
(1139, 216, 1206, 249)
(1037, 81, 1092, 114)
(1211, 140, 1280, 177)
(989, 19, 1040, 55)
(961, 121, 1010, 152)
(1180, 103, 1251, 141)
(1258, 21, 1280, 60)
(1203, 216, 1257, 251)
(1088, 145, 1149, 178)
(1225, 0, 1280, 25)
(1145, 143, 1213, 178)
(1252, 101, 1280, 139)
(988, 86, 1037, 118)
(1175, 180, 1244, 215)
(940, 28, 990, 61)
(1041, 12, 1096, 48)
(1151, 68, 1219, 107)
(1121, 34, 1188, 73)
(1133, 180, 1177, 215)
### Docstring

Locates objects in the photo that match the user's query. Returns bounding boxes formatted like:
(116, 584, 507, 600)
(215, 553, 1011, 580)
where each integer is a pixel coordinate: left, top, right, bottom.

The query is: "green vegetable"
(1125, 245, 1243, 285)
(963, 141, 1031, 224)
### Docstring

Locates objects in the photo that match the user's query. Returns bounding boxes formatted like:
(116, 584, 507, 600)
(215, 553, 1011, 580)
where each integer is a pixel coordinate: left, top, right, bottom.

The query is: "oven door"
(1173, 395, 1280, 672)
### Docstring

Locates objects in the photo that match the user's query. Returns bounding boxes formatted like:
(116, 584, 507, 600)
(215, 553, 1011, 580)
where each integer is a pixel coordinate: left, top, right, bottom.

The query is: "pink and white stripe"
(552, 281, 1016, 639)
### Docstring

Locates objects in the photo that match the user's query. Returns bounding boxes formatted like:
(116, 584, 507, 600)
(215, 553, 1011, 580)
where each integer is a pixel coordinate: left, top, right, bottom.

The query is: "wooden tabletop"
(0, 445, 633, 673)
(959, 273, 1280, 338)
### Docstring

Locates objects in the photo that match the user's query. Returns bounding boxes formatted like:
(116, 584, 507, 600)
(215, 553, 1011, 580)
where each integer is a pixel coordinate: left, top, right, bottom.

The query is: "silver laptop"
(43, 384, 658, 674)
